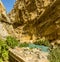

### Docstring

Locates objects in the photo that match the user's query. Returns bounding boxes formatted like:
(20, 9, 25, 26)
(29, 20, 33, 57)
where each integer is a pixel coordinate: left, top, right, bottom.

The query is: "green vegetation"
(48, 46, 60, 62)
(6, 36, 19, 48)
(34, 39, 51, 47)
(19, 42, 29, 47)
(0, 39, 8, 62)
(0, 36, 19, 62)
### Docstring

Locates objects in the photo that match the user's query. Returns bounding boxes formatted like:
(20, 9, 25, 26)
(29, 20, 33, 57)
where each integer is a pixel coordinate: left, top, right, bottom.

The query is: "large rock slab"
(9, 47, 49, 62)
(0, 22, 9, 39)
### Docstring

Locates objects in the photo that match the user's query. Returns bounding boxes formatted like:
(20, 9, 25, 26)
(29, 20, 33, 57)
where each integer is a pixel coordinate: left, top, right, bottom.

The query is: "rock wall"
(9, 0, 53, 23)
(8, 0, 60, 42)
(36, 1, 60, 40)
(0, 1, 15, 39)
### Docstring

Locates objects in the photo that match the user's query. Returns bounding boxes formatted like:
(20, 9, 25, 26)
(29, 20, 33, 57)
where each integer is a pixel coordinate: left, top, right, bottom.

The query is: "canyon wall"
(0, 1, 15, 39)
(8, 0, 60, 42)
(1, 0, 60, 42)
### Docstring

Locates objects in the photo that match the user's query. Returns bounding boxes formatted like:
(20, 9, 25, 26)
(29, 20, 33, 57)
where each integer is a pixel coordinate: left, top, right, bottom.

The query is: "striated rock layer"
(8, 0, 60, 42)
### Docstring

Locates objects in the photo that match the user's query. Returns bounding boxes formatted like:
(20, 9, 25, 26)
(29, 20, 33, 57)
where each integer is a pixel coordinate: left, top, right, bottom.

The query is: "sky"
(2, 0, 16, 13)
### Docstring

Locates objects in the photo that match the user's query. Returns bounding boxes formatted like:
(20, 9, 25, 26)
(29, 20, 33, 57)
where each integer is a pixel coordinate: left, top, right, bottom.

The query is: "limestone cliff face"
(9, 0, 53, 23)
(9, 0, 60, 42)
(0, 1, 15, 39)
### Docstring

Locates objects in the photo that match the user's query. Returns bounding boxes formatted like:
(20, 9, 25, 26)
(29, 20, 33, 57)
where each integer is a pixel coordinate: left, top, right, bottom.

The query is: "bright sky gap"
(2, 0, 16, 13)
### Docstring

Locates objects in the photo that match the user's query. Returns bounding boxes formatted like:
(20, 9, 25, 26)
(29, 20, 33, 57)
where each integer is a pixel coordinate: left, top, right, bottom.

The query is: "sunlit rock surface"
(9, 0, 54, 23)
(0, 22, 8, 39)
(9, 47, 49, 62)
(0, 0, 15, 39)
(8, 0, 60, 42)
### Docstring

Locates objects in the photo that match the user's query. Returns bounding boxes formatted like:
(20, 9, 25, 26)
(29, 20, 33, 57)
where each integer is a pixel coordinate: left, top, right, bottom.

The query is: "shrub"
(0, 39, 9, 62)
(19, 42, 29, 47)
(6, 36, 19, 48)
(48, 46, 60, 62)
(0, 36, 19, 62)
(34, 39, 51, 47)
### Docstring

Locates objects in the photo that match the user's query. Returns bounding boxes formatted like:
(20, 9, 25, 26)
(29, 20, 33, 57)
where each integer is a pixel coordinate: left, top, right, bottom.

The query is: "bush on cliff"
(34, 39, 51, 47)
